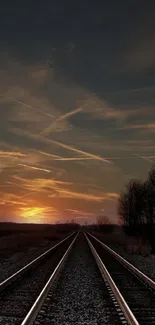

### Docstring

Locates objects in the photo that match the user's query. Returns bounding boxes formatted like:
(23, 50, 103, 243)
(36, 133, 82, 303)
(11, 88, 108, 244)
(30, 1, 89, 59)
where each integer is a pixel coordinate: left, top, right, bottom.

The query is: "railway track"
(1, 231, 155, 324)
(0, 232, 76, 325)
(23, 232, 126, 325)
(87, 232, 155, 325)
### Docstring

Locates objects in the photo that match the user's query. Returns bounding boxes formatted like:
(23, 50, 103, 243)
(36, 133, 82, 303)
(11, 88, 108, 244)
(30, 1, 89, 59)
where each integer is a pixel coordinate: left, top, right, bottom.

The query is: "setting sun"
(20, 207, 46, 223)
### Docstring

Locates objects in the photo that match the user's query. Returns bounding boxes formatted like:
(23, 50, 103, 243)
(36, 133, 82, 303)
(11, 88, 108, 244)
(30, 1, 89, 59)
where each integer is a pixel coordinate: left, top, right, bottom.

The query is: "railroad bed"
(87, 232, 155, 325)
(0, 234, 75, 325)
(1, 232, 155, 324)
(34, 233, 123, 325)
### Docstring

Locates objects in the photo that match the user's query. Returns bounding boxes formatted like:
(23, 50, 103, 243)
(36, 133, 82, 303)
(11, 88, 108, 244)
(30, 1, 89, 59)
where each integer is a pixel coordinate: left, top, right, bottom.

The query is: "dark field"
(0, 222, 79, 257)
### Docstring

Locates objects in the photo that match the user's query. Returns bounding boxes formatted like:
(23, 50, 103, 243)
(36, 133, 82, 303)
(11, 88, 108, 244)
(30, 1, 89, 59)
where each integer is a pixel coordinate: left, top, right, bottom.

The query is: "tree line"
(96, 215, 114, 233)
(118, 165, 155, 251)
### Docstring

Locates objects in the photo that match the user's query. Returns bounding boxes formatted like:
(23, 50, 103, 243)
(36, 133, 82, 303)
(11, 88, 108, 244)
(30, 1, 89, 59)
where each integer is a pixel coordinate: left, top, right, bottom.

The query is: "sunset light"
(0, 1, 155, 226)
(20, 207, 46, 224)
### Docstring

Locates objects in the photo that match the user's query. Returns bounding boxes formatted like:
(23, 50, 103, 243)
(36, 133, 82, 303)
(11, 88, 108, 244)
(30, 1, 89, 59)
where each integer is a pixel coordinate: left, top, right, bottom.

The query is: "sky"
(0, 1, 155, 224)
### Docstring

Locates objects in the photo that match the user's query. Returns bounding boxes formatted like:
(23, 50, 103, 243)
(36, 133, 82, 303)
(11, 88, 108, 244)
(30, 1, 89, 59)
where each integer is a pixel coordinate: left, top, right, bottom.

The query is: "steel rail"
(0, 231, 76, 292)
(85, 233, 139, 325)
(87, 231, 155, 289)
(21, 232, 78, 325)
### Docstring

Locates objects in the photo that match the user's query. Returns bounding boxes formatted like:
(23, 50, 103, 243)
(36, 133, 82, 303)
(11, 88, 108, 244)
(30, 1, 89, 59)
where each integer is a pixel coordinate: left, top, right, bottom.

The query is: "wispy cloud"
(0, 200, 27, 206)
(83, 95, 140, 122)
(106, 193, 119, 199)
(4, 96, 54, 119)
(47, 157, 94, 161)
(119, 123, 155, 131)
(28, 150, 155, 163)
(29, 149, 101, 161)
(66, 208, 94, 216)
(18, 163, 51, 173)
(53, 188, 119, 202)
(51, 189, 104, 201)
(30, 149, 61, 159)
(9, 128, 112, 164)
(11, 175, 72, 193)
(0, 151, 27, 157)
(122, 148, 154, 164)
(89, 156, 155, 161)
(0, 193, 27, 206)
(132, 154, 154, 164)
(19, 206, 59, 217)
(103, 85, 155, 96)
(6, 181, 26, 190)
(42, 137, 113, 164)
(40, 105, 84, 136)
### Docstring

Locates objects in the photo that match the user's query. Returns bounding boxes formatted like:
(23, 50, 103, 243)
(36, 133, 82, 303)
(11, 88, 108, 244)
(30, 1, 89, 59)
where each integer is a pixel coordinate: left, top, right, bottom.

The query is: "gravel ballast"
(106, 243, 155, 282)
(89, 235, 155, 325)
(35, 234, 123, 325)
(91, 232, 155, 282)
(0, 237, 73, 325)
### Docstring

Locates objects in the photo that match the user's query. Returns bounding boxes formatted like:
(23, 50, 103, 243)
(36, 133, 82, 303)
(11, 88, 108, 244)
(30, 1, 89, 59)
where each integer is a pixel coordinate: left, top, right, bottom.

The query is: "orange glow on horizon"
(20, 207, 46, 223)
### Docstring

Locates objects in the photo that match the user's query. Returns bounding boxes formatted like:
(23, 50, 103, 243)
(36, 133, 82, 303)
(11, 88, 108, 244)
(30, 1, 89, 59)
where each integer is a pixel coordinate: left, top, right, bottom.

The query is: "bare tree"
(97, 215, 110, 225)
(118, 165, 155, 251)
(118, 179, 146, 234)
(146, 165, 155, 225)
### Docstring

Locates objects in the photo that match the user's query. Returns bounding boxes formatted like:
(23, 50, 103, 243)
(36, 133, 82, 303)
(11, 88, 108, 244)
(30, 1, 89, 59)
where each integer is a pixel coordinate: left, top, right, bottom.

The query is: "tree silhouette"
(118, 179, 146, 231)
(146, 165, 155, 225)
(97, 215, 110, 225)
(118, 165, 155, 250)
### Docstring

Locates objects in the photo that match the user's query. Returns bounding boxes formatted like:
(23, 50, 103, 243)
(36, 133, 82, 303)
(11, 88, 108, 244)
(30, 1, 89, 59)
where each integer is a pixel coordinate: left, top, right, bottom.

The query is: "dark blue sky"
(0, 1, 155, 223)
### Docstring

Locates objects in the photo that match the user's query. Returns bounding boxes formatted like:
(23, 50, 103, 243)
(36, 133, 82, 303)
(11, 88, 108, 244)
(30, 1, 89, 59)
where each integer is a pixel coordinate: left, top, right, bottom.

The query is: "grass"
(90, 227, 152, 257)
(0, 222, 77, 257)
